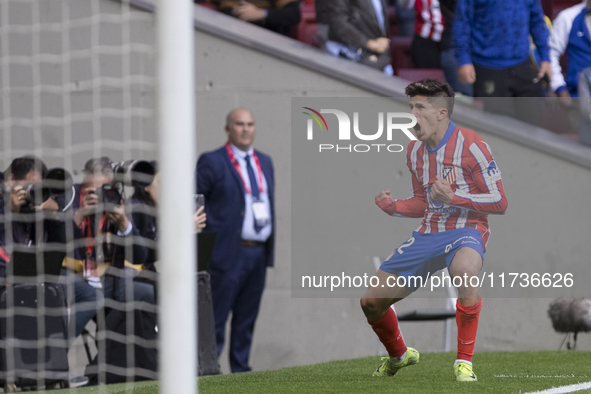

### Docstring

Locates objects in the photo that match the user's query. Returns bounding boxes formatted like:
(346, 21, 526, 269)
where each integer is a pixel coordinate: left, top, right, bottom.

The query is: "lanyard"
(225, 142, 264, 195)
(81, 216, 107, 257)
(80, 186, 107, 258)
(0, 248, 10, 263)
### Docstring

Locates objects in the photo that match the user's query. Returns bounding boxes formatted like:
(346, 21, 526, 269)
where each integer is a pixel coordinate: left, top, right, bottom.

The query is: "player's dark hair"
(405, 78, 455, 116)
(7, 156, 48, 181)
(83, 157, 113, 177)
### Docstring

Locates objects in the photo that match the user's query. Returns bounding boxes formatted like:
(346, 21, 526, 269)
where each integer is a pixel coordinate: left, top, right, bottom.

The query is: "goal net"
(0, 0, 196, 391)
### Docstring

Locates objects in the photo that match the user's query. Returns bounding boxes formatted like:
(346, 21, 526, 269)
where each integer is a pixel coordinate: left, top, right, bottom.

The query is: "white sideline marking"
(522, 381, 591, 394)
(495, 374, 577, 379)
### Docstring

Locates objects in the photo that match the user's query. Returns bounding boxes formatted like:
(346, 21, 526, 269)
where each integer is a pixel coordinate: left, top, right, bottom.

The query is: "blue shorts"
(379, 228, 485, 291)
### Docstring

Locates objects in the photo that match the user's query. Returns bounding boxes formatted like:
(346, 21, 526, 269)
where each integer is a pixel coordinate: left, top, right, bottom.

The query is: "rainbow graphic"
(302, 107, 328, 131)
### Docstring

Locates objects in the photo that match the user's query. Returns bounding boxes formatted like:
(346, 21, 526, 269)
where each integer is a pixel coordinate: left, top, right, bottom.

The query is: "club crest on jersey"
(487, 160, 501, 180)
(442, 166, 456, 184)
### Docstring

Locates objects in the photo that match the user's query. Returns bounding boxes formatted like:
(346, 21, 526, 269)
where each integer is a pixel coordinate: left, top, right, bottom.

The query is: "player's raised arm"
(450, 141, 508, 215)
(375, 189, 396, 215)
(375, 171, 425, 218)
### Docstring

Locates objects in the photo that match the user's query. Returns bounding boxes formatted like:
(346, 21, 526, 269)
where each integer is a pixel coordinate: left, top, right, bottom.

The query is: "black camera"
(90, 160, 154, 211)
(21, 167, 73, 213)
(94, 183, 124, 211)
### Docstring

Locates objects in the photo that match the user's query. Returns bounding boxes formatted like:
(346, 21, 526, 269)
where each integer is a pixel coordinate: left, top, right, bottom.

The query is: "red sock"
(368, 308, 407, 358)
(456, 299, 482, 363)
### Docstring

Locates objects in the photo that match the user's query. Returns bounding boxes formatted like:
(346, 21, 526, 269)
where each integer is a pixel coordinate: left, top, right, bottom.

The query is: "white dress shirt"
(230, 143, 272, 242)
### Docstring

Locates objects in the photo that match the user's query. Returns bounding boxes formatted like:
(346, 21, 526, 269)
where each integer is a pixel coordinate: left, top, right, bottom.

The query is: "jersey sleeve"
(450, 140, 508, 214)
(452, 0, 473, 67)
(393, 143, 426, 218)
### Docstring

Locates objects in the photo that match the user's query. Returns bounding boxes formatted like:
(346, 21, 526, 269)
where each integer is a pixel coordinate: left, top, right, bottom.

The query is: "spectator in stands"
(453, 0, 551, 110)
(395, 0, 417, 36)
(196, 108, 275, 373)
(439, 0, 472, 96)
(326, 0, 393, 75)
(315, 0, 330, 49)
(549, 0, 590, 102)
(578, 66, 591, 146)
(210, 0, 301, 37)
(402, 0, 473, 95)
(409, 0, 444, 69)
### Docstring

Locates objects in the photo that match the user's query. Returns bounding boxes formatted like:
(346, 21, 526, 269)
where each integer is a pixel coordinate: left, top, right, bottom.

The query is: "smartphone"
(194, 194, 205, 213)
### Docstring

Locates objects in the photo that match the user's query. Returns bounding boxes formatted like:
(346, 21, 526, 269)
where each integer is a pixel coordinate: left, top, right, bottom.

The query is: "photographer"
(70, 158, 152, 306)
(0, 157, 66, 278)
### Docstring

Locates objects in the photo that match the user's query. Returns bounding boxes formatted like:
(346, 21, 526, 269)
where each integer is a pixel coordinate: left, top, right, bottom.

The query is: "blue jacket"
(453, 0, 550, 69)
(564, 8, 591, 96)
(196, 146, 275, 271)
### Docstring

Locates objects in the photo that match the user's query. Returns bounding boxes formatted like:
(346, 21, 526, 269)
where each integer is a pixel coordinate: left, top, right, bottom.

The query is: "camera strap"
(81, 215, 106, 287)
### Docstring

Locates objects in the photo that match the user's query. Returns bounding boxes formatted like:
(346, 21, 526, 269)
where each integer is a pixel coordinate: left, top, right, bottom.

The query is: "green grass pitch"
(37, 351, 591, 394)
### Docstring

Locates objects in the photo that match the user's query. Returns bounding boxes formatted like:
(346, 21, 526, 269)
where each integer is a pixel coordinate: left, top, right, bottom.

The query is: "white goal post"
(156, 0, 197, 393)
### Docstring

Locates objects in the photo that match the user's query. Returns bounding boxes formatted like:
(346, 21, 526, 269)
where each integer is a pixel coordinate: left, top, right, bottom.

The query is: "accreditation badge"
(252, 201, 270, 227)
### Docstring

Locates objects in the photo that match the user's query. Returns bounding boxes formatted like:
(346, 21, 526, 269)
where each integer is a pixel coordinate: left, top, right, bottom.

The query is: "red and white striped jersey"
(393, 121, 507, 247)
(415, 0, 444, 42)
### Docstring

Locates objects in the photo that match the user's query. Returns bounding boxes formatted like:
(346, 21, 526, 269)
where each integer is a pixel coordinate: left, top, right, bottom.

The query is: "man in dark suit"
(196, 108, 275, 373)
(325, 0, 392, 74)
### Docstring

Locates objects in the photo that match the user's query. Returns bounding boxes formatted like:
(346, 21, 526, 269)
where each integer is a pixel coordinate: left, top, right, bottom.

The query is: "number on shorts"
(397, 237, 415, 254)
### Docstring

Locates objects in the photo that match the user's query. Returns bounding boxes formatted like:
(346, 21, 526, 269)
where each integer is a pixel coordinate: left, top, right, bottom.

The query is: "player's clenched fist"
(375, 189, 397, 215)
(430, 176, 454, 204)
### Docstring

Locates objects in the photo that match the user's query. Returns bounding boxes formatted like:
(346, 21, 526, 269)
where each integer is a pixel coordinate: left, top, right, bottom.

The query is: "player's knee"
(360, 297, 384, 317)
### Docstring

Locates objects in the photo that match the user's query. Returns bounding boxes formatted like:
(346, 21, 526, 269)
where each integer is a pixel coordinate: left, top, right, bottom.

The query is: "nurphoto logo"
(302, 107, 418, 153)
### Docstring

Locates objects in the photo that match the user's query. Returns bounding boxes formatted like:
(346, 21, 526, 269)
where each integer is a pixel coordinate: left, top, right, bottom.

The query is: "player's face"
(409, 96, 439, 142)
(226, 109, 256, 151)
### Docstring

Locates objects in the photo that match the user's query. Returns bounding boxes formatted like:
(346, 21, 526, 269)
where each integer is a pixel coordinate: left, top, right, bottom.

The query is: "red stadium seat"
(560, 134, 579, 142)
(388, 6, 399, 36)
(552, 0, 582, 18)
(300, 23, 319, 47)
(397, 68, 447, 83)
(196, 3, 217, 10)
(300, 3, 315, 15)
(389, 36, 413, 76)
(397, 68, 446, 82)
(295, 4, 318, 46)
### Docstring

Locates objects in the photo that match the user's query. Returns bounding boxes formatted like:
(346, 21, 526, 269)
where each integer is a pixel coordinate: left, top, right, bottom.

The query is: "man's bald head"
(225, 108, 256, 152)
(226, 108, 254, 128)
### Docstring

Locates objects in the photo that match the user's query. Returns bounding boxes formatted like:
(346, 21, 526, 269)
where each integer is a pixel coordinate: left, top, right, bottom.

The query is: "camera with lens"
(94, 183, 125, 211)
(93, 160, 155, 211)
(21, 167, 73, 213)
(112, 160, 155, 188)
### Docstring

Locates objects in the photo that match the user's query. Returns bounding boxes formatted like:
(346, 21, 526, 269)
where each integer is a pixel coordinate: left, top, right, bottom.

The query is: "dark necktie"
(245, 154, 262, 233)
(245, 154, 260, 199)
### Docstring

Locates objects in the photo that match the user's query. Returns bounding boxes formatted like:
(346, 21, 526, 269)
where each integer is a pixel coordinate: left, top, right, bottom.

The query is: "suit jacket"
(196, 146, 275, 271)
(327, 0, 390, 50)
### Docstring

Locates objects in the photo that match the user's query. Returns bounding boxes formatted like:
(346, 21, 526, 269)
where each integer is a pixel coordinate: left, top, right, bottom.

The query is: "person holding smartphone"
(130, 164, 206, 276)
